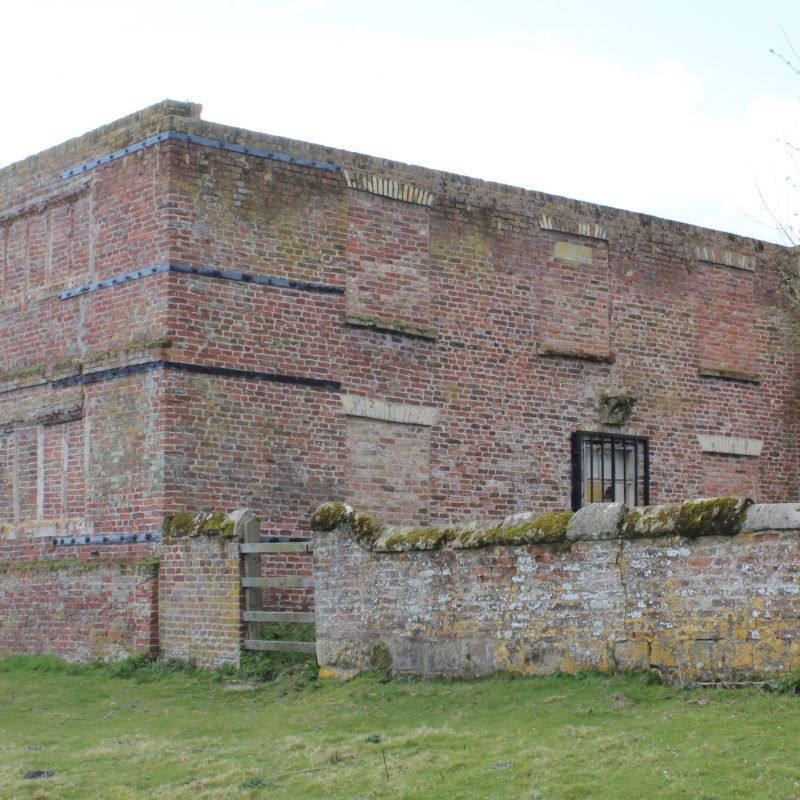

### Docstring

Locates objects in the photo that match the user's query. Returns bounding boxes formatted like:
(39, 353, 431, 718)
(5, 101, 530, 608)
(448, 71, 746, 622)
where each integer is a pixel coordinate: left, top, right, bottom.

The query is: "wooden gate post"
(240, 514, 262, 643)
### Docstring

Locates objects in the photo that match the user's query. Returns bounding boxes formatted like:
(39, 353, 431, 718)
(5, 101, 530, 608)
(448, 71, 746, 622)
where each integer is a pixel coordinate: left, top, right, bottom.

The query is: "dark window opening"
(570, 431, 649, 511)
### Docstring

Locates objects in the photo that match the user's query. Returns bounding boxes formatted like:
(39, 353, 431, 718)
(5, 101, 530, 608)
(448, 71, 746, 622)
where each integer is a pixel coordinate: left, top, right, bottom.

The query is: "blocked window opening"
(570, 431, 649, 511)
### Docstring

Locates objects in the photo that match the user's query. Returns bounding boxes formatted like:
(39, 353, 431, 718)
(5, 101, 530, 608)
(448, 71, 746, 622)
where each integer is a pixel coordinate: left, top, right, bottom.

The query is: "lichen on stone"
(620, 497, 753, 540)
(162, 511, 236, 542)
(314, 503, 574, 552)
(383, 527, 454, 550)
(0, 363, 47, 385)
(674, 497, 753, 538)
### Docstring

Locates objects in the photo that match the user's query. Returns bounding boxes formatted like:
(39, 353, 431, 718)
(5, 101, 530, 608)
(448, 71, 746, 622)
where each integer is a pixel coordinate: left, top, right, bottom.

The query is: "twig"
(56, 716, 86, 725)
(261, 766, 327, 782)
(692, 680, 770, 688)
(382, 750, 390, 780)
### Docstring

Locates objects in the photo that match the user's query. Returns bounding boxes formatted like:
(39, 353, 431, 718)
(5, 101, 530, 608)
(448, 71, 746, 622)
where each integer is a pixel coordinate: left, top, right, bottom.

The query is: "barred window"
(570, 431, 649, 511)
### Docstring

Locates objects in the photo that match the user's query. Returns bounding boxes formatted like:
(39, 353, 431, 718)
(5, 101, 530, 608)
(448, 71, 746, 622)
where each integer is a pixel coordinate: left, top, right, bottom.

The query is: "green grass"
(1, 656, 800, 799)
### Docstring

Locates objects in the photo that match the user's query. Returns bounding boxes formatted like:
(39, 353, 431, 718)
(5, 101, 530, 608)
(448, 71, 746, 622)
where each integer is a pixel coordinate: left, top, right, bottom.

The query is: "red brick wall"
(158, 535, 241, 667)
(534, 232, 610, 360)
(345, 418, 431, 524)
(346, 193, 431, 331)
(696, 261, 758, 378)
(702, 454, 760, 498)
(0, 559, 158, 661)
(41, 419, 85, 519)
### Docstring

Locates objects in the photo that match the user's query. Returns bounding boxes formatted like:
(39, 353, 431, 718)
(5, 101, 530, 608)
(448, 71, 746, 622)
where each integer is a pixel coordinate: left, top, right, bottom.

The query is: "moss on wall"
(311, 502, 573, 551)
(312, 497, 755, 552)
(162, 511, 236, 542)
(620, 497, 753, 540)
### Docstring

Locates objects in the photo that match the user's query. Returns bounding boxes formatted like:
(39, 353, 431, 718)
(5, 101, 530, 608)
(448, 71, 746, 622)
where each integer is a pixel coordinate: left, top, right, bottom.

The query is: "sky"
(2, 0, 800, 243)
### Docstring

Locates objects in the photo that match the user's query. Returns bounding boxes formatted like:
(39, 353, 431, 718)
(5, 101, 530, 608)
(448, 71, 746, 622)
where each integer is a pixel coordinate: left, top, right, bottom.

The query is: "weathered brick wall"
(0, 101, 181, 569)
(345, 417, 431, 524)
(158, 533, 242, 668)
(6, 100, 794, 541)
(0, 557, 158, 661)
(147, 105, 800, 531)
(2, 100, 799, 659)
(312, 500, 800, 681)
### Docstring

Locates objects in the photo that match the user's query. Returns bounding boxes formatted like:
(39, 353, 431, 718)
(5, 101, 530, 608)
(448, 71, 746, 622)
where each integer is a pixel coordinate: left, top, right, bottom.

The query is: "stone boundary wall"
(0, 557, 159, 662)
(311, 498, 800, 681)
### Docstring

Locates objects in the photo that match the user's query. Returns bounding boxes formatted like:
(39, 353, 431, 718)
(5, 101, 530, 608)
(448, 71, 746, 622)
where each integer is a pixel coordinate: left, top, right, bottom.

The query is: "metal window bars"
(570, 431, 649, 511)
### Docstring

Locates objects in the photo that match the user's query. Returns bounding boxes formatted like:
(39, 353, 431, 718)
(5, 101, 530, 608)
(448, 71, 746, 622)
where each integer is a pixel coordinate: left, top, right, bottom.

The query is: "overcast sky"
(2, 0, 799, 242)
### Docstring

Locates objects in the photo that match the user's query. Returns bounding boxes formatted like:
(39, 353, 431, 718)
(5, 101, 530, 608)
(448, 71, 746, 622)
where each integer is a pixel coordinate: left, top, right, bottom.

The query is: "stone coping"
(310, 497, 800, 552)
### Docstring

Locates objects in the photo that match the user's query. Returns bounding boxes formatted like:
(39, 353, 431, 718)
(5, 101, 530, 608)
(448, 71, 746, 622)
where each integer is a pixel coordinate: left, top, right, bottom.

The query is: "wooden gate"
(239, 516, 316, 654)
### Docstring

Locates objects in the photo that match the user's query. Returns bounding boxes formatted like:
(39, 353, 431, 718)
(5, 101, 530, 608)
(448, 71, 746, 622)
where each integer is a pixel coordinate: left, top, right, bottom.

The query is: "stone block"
(743, 503, 800, 532)
(567, 502, 627, 541)
(614, 639, 650, 671)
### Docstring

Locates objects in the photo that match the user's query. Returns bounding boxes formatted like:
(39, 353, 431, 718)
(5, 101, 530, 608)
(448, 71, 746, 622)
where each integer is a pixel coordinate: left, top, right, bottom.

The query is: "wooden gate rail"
(240, 516, 316, 654)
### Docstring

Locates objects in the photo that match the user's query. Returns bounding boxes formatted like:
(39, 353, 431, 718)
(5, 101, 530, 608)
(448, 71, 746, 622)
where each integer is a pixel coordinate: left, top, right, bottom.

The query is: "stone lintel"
(536, 344, 615, 364)
(696, 246, 755, 272)
(340, 395, 437, 427)
(0, 389, 83, 429)
(698, 366, 761, 384)
(697, 435, 763, 457)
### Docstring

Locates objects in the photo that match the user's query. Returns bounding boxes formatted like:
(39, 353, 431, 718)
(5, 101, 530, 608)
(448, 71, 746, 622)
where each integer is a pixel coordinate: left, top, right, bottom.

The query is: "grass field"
(1, 655, 799, 799)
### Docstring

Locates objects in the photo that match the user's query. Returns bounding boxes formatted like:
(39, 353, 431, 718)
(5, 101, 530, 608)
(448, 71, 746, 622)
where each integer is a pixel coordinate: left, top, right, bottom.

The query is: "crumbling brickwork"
(0, 99, 798, 663)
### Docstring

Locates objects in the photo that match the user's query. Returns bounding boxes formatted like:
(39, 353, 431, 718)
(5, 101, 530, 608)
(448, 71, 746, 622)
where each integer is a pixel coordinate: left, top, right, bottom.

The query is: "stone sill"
(698, 367, 761, 384)
(536, 344, 615, 364)
(345, 316, 438, 341)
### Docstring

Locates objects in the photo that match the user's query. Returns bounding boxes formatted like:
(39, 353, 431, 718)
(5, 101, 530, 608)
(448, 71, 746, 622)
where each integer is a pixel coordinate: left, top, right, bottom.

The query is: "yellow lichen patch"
(318, 666, 358, 681)
(674, 497, 753, 538)
(309, 502, 350, 531)
(311, 501, 575, 552)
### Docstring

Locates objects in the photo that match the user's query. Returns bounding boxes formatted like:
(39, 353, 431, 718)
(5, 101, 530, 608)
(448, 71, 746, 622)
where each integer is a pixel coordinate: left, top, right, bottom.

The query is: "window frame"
(570, 430, 650, 511)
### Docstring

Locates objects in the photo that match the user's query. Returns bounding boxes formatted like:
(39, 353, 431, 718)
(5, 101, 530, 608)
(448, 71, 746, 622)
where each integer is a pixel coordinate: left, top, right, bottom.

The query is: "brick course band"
(61, 131, 341, 180)
(51, 360, 342, 392)
(59, 263, 345, 300)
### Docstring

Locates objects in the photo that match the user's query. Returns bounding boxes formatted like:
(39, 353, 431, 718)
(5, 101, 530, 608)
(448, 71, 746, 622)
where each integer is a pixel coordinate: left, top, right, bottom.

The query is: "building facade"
(0, 100, 798, 660)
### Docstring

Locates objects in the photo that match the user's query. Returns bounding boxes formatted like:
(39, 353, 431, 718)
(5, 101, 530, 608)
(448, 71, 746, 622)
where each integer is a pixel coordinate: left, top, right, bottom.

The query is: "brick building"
(0, 100, 798, 661)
